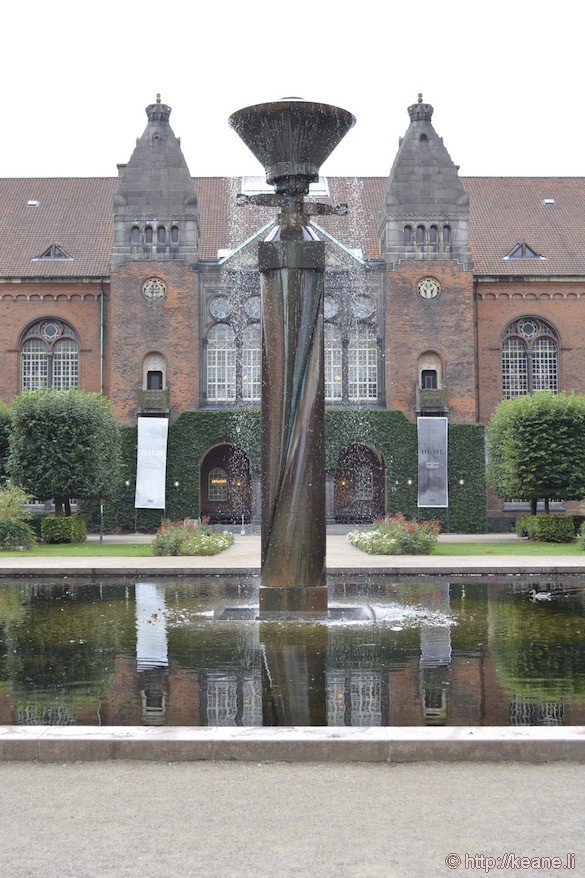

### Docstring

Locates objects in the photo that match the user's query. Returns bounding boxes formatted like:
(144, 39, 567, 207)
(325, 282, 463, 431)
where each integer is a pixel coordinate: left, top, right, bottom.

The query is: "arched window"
(157, 226, 166, 245)
(418, 351, 442, 389)
(416, 225, 426, 244)
(207, 324, 236, 401)
(145, 226, 153, 245)
(208, 467, 228, 501)
(170, 225, 179, 245)
(241, 325, 261, 401)
(443, 225, 451, 244)
(502, 318, 558, 398)
(325, 323, 343, 401)
(131, 226, 141, 245)
(348, 323, 377, 401)
(143, 353, 166, 390)
(20, 320, 79, 391)
(429, 225, 438, 245)
(403, 225, 413, 245)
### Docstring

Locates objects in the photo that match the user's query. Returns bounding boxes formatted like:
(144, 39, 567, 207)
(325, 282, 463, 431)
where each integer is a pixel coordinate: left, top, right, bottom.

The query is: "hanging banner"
(135, 417, 169, 509)
(417, 417, 448, 508)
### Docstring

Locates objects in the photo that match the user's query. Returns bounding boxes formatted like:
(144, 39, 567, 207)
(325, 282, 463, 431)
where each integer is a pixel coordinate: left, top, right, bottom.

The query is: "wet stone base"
(217, 606, 374, 621)
(2, 727, 585, 762)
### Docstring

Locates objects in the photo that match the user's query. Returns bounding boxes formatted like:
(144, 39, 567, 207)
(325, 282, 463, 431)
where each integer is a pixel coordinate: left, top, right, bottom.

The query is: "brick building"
(1, 94, 583, 528)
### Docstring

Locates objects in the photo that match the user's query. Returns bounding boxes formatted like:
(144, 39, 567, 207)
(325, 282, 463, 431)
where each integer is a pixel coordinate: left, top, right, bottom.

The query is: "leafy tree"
(8, 389, 121, 515)
(488, 391, 585, 513)
(0, 402, 11, 484)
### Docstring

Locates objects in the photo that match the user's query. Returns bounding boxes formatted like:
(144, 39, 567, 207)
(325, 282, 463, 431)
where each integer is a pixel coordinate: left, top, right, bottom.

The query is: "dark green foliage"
(41, 515, 87, 543)
(515, 513, 575, 542)
(0, 519, 36, 550)
(8, 389, 121, 515)
(489, 392, 585, 511)
(0, 403, 11, 485)
(92, 408, 486, 534)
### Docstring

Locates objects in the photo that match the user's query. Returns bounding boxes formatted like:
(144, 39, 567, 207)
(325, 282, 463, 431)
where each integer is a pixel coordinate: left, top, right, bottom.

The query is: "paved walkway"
(1, 532, 584, 576)
(0, 761, 582, 877)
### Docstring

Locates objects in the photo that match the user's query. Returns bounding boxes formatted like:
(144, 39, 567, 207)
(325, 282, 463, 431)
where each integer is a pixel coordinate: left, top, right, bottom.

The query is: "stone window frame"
(20, 319, 79, 392)
(501, 317, 559, 399)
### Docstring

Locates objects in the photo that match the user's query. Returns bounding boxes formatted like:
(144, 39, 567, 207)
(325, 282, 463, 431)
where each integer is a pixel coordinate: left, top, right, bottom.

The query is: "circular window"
(324, 296, 338, 319)
(41, 321, 61, 341)
(518, 320, 538, 340)
(351, 295, 375, 319)
(417, 277, 441, 299)
(244, 296, 261, 319)
(209, 295, 232, 319)
(142, 277, 167, 300)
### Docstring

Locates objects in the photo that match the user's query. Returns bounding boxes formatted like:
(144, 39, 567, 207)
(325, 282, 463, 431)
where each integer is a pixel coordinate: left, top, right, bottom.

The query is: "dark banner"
(417, 417, 448, 508)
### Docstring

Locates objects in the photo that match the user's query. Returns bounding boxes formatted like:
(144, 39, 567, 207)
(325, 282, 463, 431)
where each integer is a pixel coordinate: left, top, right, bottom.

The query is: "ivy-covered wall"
(96, 408, 487, 533)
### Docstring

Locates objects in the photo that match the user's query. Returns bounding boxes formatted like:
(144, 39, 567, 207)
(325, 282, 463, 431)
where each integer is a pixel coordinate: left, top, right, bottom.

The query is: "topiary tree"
(0, 402, 11, 485)
(488, 391, 585, 513)
(7, 389, 121, 516)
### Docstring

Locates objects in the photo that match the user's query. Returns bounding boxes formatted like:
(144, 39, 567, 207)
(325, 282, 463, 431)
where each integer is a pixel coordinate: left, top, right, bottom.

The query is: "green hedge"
(85, 408, 486, 534)
(41, 515, 87, 544)
(0, 519, 36, 550)
(516, 513, 575, 542)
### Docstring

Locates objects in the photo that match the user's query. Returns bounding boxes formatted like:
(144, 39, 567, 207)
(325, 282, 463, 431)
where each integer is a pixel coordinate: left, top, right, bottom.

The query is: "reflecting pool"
(1, 576, 585, 727)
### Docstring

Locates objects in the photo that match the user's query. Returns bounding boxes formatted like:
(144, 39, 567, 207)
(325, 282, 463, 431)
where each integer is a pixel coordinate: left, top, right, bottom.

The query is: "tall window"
(348, 323, 378, 401)
(325, 323, 343, 401)
(502, 318, 558, 399)
(207, 324, 236, 401)
(21, 320, 79, 391)
(241, 325, 261, 401)
(208, 467, 228, 501)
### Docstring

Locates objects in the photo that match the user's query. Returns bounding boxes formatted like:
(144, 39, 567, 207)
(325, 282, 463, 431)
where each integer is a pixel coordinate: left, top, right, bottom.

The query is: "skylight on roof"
(32, 244, 73, 261)
(27, 200, 40, 207)
(504, 242, 545, 260)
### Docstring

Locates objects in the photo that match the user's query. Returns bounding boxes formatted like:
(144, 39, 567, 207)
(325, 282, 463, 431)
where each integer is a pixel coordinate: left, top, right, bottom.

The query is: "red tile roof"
(0, 175, 584, 278)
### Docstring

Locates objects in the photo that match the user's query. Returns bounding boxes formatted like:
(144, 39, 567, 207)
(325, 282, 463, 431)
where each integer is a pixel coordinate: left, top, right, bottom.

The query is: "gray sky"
(4, 0, 583, 179)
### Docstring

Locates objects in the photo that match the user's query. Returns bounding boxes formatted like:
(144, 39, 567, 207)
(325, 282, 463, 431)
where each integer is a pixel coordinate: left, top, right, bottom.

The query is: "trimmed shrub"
(348, 513, 441, 555)
(516, 513, 575, 543)
(0, 519, 36, 550)
(152, 519, 234, 556)
(41, 515, 87, 544)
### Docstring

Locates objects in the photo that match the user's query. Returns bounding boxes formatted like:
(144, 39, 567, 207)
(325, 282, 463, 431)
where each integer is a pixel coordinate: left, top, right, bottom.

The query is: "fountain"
(229, 98, 355, 617)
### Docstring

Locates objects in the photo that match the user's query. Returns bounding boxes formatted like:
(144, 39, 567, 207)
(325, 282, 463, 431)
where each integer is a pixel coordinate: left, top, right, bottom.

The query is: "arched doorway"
(200, 444, 252, 524)
(334, 444, 385, 523)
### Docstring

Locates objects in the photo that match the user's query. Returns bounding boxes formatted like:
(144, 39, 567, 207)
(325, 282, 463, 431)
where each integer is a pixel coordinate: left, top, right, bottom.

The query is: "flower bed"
(348, 513, 441, 555)
(152, 518, 234, 556)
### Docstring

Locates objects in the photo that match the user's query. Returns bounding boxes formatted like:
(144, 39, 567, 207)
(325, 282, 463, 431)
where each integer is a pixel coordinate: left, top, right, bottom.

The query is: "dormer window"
(32, 244, 73, 261)
(504, 242, 543, 260)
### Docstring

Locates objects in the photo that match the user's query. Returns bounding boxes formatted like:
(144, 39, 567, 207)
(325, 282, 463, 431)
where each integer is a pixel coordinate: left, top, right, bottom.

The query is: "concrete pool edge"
(1, 726, 585, 762)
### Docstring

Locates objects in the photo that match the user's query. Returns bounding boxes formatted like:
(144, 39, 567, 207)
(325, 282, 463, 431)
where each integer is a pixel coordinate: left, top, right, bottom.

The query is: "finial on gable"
(408, 94, 433, 122)
(146, 94, 171, 122)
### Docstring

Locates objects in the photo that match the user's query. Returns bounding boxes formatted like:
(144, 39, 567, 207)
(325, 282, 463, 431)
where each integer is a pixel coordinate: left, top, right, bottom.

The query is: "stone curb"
(1, 726, 585, 762)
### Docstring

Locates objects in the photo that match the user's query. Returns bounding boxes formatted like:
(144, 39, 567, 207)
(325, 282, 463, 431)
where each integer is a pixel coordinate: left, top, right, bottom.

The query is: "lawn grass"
(433, 540, 584, 556)
(0, 537, 583, 557)
(0, 542, 154, 558)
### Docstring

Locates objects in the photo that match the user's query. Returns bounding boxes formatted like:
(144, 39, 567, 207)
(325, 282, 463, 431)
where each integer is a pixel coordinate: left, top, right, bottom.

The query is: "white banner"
(135, 417, 169, 509)
(417, 417, 448, 508)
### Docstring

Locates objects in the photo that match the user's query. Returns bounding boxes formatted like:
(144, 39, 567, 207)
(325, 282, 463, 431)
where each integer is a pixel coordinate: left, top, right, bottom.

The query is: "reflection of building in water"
(327, 670, 388, 726)
(419, 582, 452, 725)
(509, 696, 565, 726)
(200, 672, 262, 726)
(135, 583, 169, 725)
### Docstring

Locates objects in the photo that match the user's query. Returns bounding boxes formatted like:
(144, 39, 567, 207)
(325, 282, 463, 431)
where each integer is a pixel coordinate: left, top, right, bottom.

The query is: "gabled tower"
(380, 96, 477, 423)
(108, 97, 200, 423)
(111, 95, 199, 270)
(379, 94, 471, 268)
